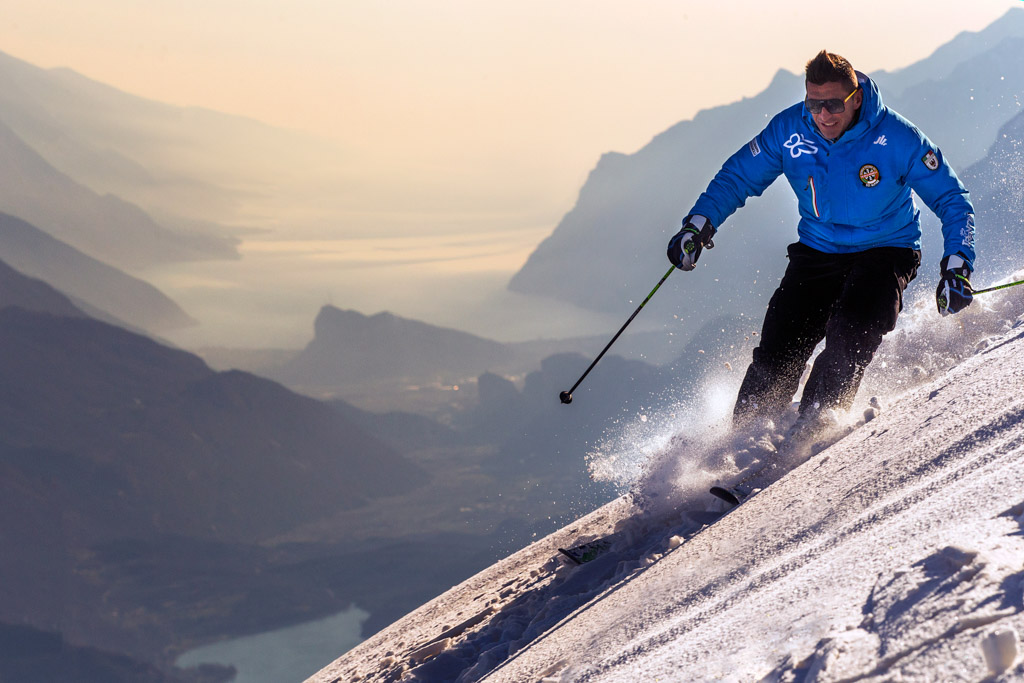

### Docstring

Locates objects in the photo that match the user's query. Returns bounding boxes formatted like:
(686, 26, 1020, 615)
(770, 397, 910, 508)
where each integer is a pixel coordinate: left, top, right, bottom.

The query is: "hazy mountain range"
(0, 212, 194, 331)
(0, 48, 362, 241)
(0, 94, 234, 271)
(278, 306, 514, 388)
(259, 304, 690, 411)
(0, 254, 85, 318)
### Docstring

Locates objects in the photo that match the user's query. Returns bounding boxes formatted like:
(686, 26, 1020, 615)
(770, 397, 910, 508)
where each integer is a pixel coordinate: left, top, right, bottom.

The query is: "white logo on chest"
(784, 133, 819, 158)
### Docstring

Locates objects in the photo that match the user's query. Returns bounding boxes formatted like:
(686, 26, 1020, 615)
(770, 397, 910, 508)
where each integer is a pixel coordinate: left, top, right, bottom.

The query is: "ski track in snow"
(310, 277, 1024, 683)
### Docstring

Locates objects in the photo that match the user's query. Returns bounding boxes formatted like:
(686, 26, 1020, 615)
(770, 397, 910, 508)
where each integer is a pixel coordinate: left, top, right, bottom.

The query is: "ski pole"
(972, 279, 1024, 295)
(559, 265, 676, 405)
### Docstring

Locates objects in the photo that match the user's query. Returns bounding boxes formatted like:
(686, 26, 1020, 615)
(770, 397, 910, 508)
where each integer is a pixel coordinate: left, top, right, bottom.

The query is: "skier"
(668, 50, 976, 439)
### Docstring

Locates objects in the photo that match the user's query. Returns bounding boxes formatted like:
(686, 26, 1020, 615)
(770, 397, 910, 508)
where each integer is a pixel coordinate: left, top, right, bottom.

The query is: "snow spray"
(585, 372, 764, 517)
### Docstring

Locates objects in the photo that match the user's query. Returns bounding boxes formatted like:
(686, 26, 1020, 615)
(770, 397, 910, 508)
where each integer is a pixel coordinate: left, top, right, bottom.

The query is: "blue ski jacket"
(689, 72, 976, 268)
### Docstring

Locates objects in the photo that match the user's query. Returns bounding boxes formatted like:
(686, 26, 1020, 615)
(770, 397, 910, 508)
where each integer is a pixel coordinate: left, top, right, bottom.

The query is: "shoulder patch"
(749, 138, 761, 157)
(922, 149, 940, 171)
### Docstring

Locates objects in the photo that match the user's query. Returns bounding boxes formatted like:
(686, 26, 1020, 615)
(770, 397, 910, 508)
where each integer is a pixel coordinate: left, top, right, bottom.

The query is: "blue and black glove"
(667, 215, 716, 271)
(936, 254, 973, 316)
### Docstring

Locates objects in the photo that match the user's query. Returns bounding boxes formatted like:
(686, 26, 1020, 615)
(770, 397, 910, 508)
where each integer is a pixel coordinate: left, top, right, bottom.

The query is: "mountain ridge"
(0, 256, 86, 318)
(0, 211, 195, 331)
(0, 114, 233, 270)
(0, 47, 354, 239)
(276, 305, 514, 388)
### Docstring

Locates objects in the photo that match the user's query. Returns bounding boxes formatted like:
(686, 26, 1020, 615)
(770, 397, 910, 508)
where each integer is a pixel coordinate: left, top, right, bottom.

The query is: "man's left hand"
(936, 254, 973, 316)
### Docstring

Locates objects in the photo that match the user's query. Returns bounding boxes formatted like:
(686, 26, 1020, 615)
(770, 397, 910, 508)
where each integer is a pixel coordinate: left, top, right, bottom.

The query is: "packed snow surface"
(310, 279, 1024, 682)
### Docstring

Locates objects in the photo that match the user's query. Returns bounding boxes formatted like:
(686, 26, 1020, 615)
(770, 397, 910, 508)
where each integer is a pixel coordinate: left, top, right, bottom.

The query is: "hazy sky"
(1, 1, 1020, 348)
(2, 1, 1017, 223)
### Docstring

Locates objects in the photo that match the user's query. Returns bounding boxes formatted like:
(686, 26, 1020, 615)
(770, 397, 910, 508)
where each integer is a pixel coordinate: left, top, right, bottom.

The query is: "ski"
(709, 482, 758, 506)
(710, 459, 776, 507)
(557, 537, 614, 565)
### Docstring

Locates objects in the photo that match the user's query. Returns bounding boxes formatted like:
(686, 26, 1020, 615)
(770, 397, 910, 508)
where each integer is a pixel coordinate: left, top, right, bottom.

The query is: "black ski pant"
(734, 242, 920, 423)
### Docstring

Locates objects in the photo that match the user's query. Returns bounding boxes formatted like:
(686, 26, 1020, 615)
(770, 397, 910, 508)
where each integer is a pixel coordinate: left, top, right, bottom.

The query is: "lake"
(176, 605, 370, 682)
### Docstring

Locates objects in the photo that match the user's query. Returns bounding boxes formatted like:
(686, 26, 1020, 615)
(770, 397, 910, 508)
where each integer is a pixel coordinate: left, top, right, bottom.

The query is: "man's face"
(805, 80, 862, 140)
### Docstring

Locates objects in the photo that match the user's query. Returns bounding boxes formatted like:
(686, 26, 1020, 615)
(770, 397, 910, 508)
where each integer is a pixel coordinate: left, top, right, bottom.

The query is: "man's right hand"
(667, 215, 716, 271)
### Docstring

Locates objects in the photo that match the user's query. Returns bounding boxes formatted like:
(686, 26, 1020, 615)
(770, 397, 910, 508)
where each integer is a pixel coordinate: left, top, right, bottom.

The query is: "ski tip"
(557, 548, 583, 565)
(709, 486, 742, 507)
(558, 538, 615, 565)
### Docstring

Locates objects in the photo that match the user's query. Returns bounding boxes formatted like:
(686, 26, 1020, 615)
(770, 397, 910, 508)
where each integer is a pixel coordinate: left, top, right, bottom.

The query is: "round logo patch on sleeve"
(859, 164, 881, 187)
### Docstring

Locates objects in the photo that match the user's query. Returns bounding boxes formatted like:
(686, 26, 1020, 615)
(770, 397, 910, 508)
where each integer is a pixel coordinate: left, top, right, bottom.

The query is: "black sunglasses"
(805, 88, 859, 115)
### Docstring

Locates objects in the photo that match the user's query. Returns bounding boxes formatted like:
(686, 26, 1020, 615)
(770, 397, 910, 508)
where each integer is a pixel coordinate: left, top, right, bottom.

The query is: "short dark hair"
(805, 50, 857, 90)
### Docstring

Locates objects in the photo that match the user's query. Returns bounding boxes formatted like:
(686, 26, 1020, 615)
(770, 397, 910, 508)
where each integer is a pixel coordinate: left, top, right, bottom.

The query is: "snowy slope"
(311, 279, 1024, 683)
